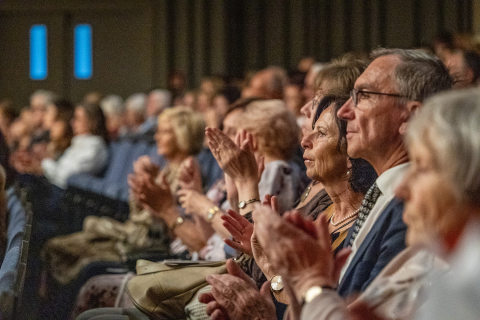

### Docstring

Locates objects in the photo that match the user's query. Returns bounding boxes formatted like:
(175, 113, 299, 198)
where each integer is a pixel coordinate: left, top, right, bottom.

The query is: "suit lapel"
(338, 198, 398, 290)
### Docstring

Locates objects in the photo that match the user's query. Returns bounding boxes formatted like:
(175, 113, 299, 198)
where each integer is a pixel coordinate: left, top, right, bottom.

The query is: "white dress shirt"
(339, 162, 410, 282)
(41, 134, 109, 188)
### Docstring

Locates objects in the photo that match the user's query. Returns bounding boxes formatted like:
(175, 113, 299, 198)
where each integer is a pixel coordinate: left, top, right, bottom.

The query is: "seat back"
(0, 186, 31, 320)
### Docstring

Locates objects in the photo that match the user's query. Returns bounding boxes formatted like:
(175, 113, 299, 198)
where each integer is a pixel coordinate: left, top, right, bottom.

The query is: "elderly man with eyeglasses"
(200, 48, 452, 320)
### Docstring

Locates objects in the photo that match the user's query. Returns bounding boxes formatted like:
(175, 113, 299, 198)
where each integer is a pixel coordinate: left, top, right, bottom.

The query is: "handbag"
(126, 259, 227, 320)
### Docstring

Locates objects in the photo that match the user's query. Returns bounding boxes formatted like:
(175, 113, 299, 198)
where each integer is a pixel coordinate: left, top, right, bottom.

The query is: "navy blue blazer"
(337, 197, 407, 298)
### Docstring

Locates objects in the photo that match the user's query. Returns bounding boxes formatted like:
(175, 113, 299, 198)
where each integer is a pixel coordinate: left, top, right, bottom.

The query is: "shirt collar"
(376, 162, 410, 197)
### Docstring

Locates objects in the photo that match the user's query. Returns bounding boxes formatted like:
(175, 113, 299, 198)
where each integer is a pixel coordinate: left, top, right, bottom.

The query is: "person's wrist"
(159, 206, 180, 226)
(235, 178, 259, 191)
(294, 275, 336, 302)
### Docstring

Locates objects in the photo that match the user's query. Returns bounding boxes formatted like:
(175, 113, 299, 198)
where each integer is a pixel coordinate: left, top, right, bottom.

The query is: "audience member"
(335, 48, 452, 297)
(41, 98, 75, 160)
(176, 98, 256, 250)
(284, 82, 304, 126)
(0, 99, 18, 143)
(100, 94, 125, 141)
(120, 93, 147, 137)
(445, 49, 480, 88)
(407, 89, 480, 320)
(245, 67, 287, 99)
(41, 102, 109, 188)
(29, 89, 57, 145)
(302, 62, 325, 102)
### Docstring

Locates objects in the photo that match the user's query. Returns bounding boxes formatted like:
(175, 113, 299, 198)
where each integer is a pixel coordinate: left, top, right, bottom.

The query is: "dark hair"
(78, 102, 109, 144)
(313, 94, 377, 194)
(464, 50, 480, 83)
(216, 86, 241, 105)
(53, 98, 74, 138)
(0, 99, 19, 124)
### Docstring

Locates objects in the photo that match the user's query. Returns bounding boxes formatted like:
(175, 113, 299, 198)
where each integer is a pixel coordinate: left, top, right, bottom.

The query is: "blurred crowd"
(1, 31, 480, 320)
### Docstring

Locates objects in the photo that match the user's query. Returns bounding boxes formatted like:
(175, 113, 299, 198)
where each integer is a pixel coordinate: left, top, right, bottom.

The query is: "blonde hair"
(158, 107, 205, 155)
(238, 100, 299, 160)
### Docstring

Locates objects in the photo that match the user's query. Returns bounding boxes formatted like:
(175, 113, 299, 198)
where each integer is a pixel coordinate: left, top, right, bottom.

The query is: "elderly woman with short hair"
(234, 99, 304, 214)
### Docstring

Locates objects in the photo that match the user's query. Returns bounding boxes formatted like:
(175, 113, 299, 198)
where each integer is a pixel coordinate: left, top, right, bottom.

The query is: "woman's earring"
(346, 170, 351, 176)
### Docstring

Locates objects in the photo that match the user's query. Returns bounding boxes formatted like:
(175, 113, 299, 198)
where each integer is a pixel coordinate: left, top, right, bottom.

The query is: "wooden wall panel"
(0, 13, 64, 106)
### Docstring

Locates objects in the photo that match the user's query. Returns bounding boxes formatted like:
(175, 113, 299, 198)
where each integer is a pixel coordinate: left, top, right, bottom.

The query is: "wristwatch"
(207, 206, 220, 222)
(303, 285, 334, 304)
(270, 275, 284, 293)
(170, 216, 185, 231)
(238, 198, 260, 209)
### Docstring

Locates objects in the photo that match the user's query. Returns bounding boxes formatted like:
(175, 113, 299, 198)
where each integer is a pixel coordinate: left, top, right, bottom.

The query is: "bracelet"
(207, 206, 220, 222)
(170, 216, 185, 232)
(238, 198, 260, 209)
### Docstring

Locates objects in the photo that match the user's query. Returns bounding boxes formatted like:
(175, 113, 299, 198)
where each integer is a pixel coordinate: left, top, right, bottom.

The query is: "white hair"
(149, 89, 171, 110)
(100, 95, 124, 116)
(407, 88, 480, 206)
(125, 93, 147, 115)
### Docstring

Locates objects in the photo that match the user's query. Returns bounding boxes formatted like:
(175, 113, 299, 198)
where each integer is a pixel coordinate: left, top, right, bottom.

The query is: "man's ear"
(399, 101, 422, 135)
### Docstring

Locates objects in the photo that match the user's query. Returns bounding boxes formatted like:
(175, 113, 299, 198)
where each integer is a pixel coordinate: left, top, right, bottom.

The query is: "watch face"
(239, 201, 246, 209)
(271, 275, 284, 291)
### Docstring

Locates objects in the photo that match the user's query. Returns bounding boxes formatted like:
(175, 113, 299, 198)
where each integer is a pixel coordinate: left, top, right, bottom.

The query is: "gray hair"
(407, 88, 480, 206)
(265, 66, 287, 99)
(100, 95, 124, 116)
(30, 89, 57, 107)
(125, 93, 147, 115)
(371, 48, 453, 102)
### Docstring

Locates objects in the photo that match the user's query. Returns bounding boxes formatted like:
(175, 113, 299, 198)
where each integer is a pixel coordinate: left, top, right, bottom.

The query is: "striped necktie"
(349, 182, 381, 246)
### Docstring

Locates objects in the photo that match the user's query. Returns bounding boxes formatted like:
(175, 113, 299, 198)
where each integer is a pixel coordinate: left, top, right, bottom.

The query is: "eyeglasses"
(350, 88, 405, 107)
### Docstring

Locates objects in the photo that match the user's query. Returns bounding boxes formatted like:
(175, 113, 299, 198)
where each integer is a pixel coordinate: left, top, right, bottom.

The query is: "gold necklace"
(330, 208, 360, 226)
(300, 181, 320, 202)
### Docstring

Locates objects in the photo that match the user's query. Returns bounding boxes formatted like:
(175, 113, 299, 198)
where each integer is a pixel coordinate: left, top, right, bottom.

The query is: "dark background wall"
(0, 0, 474, 107)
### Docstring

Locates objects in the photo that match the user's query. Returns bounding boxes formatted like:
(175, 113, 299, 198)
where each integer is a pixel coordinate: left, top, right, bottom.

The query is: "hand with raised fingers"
(178, 156, 203, 192)
(132, 155, 160, 177)
(262, 194, 279, 213)
(221, 209, 254, 256)
(129, 172, 175, 216)
(205, 127, 258, 185)
(199, 259, 276, 320)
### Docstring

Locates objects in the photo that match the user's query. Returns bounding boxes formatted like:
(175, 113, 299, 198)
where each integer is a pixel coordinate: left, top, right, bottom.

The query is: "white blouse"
(41, 134, 108, 188)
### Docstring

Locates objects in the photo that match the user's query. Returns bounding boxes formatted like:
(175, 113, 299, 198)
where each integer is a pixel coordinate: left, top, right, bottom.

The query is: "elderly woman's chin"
(305, 166, 322, 183)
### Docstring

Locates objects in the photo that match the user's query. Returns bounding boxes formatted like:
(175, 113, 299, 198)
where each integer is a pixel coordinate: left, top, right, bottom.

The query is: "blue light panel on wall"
(30, 25, 47, 80)
(74, 24, 92, 79)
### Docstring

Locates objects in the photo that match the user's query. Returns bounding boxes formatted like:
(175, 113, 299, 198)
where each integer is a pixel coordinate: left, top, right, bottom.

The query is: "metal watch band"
(238, 198, 260, 209)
